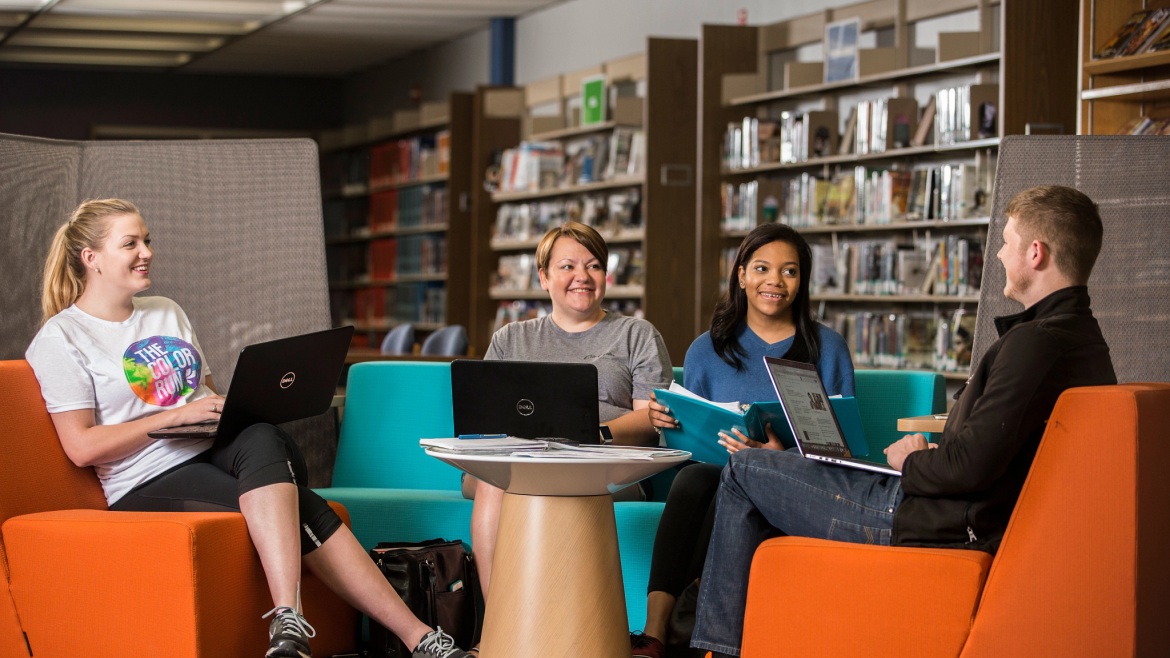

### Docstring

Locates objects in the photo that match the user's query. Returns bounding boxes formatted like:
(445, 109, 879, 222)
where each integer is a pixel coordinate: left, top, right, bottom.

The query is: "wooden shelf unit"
(1079, 0, 1170, 134)
(469, 39, 699, 361)
(320, 92, 474, 350)
(696, 0, 1074, 378)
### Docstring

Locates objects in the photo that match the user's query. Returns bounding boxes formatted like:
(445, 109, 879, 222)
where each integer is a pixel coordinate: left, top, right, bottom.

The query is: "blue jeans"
(691, 448, 903, 656)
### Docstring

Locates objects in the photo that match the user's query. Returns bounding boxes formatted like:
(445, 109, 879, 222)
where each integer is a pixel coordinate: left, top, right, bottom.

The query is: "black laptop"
(451, 360, 600, 444)
(148, 326, 354, 441)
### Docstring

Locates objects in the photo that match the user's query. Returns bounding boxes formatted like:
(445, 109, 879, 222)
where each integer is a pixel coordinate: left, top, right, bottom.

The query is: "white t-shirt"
(26, 296, 215, 505)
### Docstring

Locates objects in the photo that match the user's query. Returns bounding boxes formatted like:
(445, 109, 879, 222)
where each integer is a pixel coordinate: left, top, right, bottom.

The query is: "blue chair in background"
(852, 369, 947, 461)
(314, 361, 665, 632)
(380, 324, 415, 355)
(420, 325, 469, 356)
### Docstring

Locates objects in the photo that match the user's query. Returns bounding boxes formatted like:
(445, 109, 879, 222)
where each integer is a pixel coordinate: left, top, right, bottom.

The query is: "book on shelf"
(824, 17, 860, 83)
(493, 187, 643, 242)
(370, 238, 397, 280)
(495, 246, 644, 292)
(723, 112, 838, 170)
(839, 107, 857, 156)
(396, 234, 447, 277)
(1145, 16, 1170, 54)
(493, 130, 645, 194)
(1115, 115, 1170, 135)
(774, 159, 993, 228)
(912, 96, 936, 147)
(369, 134, 446, 188)
(935, 85, 998, 146)
(857, 99, 917, 155)
(1118, 8, 1170, 58)
(321, 150, 370, 197)
(1094, 9, 1170, 59)
(827, 308, 975, 374)
(810, 234, 983, 298)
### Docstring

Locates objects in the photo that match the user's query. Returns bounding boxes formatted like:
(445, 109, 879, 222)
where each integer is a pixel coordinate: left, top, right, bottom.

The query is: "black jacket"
(893, 286, 1115, 554)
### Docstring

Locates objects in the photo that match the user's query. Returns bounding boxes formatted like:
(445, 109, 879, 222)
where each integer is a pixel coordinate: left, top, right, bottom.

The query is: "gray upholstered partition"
(0, 133, 340, 486)
(974, 136, 1170, 384)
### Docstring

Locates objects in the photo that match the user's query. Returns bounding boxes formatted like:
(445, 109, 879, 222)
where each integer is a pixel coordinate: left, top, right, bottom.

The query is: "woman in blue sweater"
(630, 223, 854, 658)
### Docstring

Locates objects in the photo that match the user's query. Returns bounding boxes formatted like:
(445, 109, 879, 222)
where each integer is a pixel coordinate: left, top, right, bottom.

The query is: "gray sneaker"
(412, 628, 472, 658)
(262, 606, 315, 658)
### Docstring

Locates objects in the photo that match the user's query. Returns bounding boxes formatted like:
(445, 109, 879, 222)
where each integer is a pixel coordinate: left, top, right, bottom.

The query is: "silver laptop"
(763, 356, 901, 476)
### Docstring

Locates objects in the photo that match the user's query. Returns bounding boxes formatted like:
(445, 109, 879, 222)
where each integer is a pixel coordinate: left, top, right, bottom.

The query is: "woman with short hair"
(470, 221, 674, 604)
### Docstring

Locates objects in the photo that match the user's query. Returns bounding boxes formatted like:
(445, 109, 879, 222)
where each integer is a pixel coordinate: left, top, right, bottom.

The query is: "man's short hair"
(535, 221, 609, 274)
(1005, 185, 1103, 285)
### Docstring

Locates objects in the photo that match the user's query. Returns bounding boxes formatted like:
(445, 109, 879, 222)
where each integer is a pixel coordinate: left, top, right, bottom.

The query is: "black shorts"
(110, 423, 342, 555)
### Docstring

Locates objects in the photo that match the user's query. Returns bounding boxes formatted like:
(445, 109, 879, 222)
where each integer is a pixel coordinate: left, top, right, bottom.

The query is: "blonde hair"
(535, 221, 609, 274)
(41, 199, 141, 323)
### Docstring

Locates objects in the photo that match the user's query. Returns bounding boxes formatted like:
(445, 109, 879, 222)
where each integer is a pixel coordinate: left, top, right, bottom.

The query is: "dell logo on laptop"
(280, 372, 296, 389)
(516, 399, 534, 416)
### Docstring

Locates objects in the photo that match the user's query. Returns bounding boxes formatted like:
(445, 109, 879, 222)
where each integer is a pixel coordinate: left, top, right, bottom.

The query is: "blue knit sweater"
(683, 321, 855, 403)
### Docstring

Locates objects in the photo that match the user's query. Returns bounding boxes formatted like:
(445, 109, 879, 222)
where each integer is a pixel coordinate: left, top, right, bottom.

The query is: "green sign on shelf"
(580, 74, 606, 126)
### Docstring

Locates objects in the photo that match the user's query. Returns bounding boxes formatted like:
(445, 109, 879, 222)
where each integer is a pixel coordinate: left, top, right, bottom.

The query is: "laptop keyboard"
(166, 423, 218, 433)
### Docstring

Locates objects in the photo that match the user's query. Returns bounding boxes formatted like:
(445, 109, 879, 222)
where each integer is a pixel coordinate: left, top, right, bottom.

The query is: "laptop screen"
(764, 357, 852, 459)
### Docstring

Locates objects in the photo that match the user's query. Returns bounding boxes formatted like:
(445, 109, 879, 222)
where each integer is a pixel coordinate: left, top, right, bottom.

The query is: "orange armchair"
(739, 384, 1170, 658)
(0, 360, 357, 658)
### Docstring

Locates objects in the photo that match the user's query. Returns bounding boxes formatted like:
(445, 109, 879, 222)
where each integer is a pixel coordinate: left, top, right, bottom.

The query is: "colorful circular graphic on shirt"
(123, 336, 203, 407)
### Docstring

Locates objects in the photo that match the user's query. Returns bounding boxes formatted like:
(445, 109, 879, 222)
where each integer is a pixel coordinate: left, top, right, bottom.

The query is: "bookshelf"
(1079, 0, 1170, 133)
(318, 93, 474, 353)
(697, 0, 1077, 381)
(469, 39, 699, 361)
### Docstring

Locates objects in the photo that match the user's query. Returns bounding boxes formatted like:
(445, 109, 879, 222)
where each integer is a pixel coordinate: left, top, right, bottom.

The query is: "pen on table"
(458, 434, 508, 439)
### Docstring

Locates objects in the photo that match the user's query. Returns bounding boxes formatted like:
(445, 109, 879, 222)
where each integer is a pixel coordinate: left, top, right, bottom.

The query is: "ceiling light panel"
(31, 14, 257, 33)
(0, 12, 30, 26)
(0, 1, 45, 9)
(9, 29, 224, 49)
(54, 0, 287, 19)
(0, 45, 191, 65)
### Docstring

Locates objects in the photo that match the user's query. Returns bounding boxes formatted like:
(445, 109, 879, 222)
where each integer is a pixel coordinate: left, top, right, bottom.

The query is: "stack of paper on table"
(653, 382, 869, 466)
(420, 437, 688, 461)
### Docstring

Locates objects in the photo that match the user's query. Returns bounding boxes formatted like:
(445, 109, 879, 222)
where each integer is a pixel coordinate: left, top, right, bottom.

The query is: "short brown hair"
(535, 221, 609, 273)
(1005, 185, 1103, 285)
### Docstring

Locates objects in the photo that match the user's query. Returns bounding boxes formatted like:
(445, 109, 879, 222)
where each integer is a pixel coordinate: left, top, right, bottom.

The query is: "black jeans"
(110, 423, 342, 555)
(646, 462, 723, 596)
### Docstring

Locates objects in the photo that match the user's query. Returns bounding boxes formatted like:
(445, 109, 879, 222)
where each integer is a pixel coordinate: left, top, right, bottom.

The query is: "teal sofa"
(314, 362, 944, 633)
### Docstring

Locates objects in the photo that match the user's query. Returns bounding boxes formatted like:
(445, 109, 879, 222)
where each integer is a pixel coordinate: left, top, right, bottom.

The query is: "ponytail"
(41, 199, 140, 323)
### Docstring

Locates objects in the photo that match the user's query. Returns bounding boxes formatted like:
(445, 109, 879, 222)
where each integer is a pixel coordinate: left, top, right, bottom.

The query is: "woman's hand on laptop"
(719, 423, 784, 455)
(166, 394, 225, 427)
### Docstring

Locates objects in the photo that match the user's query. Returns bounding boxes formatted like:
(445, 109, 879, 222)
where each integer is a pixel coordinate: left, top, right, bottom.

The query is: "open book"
(654, 382, 869, 466)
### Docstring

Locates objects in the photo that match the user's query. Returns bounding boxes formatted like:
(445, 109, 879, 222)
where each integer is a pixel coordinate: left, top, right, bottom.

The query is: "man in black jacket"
(689, 186, 1116, 658)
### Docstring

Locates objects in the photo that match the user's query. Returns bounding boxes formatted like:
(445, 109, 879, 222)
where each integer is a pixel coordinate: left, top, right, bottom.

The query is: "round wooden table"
(425, 446, 690, 658)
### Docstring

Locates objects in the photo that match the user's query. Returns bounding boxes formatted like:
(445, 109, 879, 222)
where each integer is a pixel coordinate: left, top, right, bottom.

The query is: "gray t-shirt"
(483, 312, 674, 422)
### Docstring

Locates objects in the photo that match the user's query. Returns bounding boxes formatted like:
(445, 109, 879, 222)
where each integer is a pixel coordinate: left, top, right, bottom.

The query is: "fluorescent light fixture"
(53, 1, 287, 16)
(0, 46, 191, 65)
(32, 14, 258, 33)
(0, 13, 30, 27)
(282, 1, 305, 14)
(9, 30, 224, 50)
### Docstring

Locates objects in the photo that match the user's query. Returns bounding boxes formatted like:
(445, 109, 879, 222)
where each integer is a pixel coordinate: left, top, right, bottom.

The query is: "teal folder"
(654, 389, 869, 467)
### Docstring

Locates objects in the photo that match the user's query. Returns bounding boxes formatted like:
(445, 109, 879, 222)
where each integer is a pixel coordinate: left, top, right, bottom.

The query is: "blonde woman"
(469, 221, 674, 617)
(25, 200, 472, 658)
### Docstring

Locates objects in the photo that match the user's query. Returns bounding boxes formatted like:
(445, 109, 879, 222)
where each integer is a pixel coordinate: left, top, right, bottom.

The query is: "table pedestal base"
(480, 493, 629, 658)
